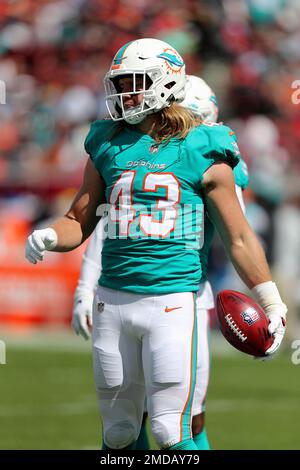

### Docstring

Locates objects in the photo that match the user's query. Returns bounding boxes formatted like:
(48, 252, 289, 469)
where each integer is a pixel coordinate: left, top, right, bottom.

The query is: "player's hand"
(72, 289, 94, 340)
(25, 228, 58, 264)
(264, 304, 287, 356)
(252, 281, 287, 359)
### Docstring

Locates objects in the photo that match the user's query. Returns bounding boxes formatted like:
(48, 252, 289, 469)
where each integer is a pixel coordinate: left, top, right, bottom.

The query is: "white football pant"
(92, 286, 198, 449)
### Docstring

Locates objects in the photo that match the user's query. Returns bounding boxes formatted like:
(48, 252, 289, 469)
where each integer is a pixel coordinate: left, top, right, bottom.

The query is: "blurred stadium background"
(1, 0, 300, 450)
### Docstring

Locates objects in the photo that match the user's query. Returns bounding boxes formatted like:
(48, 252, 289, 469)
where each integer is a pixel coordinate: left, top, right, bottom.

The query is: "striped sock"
(168, 438, 198, 450)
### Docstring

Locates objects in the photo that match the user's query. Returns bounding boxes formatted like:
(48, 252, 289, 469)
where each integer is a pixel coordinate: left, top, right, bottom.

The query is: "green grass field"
(0, 332, 299, 450)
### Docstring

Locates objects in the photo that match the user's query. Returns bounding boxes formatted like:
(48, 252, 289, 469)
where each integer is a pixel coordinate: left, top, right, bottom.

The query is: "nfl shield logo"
(241, 307, 260, 326)
(97, 302, 105, 313)
(150, 144, 159, 154)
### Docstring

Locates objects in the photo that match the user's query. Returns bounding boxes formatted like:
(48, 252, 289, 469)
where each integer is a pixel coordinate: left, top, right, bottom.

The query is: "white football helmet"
(104, 38, 186, 124)
(181, 75, 219, 123)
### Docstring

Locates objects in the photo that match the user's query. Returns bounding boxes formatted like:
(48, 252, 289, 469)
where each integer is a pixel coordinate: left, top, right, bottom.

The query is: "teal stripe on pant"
(180, 293, 198, 441)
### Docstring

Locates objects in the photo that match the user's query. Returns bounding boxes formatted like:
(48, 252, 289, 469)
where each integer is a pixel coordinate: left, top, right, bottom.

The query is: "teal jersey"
(85, 120, 240, 294)
(199, 157, 249, 283)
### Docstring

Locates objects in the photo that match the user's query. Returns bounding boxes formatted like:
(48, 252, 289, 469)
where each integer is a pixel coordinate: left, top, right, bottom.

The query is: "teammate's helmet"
(181, 75, 219, 123)
(104, 38, 186, 125)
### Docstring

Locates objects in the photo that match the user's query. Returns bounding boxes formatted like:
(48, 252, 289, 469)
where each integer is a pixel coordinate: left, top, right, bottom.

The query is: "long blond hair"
(151, 103, 202, 144)
(106, 103, 202, 143)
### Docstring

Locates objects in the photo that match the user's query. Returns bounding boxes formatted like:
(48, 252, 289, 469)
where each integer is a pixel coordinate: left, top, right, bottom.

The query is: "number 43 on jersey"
(109, 170, 180, 237)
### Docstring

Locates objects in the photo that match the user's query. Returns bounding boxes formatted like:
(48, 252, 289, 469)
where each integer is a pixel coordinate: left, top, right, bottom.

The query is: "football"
(216, 290, 274, 357)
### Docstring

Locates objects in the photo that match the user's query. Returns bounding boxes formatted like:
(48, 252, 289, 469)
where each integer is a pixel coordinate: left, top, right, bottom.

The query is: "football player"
(71, 74, 250, 451)
(25, 38, 287, 451)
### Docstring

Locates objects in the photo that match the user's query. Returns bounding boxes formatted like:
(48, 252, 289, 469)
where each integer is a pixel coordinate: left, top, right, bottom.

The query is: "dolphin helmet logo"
(157, 48, 184, 73)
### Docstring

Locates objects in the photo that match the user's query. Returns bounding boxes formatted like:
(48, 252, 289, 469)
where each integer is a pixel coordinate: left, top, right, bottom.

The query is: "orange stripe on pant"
(179, 293, 197, 441)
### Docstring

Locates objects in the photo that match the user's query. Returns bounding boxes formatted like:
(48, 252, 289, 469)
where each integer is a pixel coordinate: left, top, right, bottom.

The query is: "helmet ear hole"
(165, 81, 176, 90)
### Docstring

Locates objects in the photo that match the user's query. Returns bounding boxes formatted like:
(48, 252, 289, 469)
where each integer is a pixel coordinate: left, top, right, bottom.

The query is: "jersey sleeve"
(200, 123, 241, 167)
(84, 120, 116, 173)
(84, 121, 100, 161)
(187, 123, 241, 185)
(233, 159, 249, 190)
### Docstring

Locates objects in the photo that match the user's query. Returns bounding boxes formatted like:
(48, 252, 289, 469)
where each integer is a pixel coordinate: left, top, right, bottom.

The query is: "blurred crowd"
(1, 0, 300, 334)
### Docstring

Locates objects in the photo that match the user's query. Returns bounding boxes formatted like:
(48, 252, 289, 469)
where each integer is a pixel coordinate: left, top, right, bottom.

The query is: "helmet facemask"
(104, 68, 179, 124)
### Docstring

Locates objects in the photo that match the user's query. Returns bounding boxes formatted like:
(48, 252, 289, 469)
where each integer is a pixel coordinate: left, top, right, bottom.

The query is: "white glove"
(25, 228, 58, 264)
(72, 287, 94, 340)
(252, 281, 287, 357)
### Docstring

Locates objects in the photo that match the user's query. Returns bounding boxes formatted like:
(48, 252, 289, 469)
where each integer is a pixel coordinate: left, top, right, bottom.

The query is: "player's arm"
(72, 220, 104, 340)
(25, 159, 105, 262)
(50, 159, 105, 251)
(202, 162, 287, 356)
(203, 163, 269, 287)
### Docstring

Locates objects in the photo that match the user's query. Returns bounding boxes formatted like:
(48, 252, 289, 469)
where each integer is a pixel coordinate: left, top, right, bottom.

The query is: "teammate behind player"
(25, 39, 287, 451)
